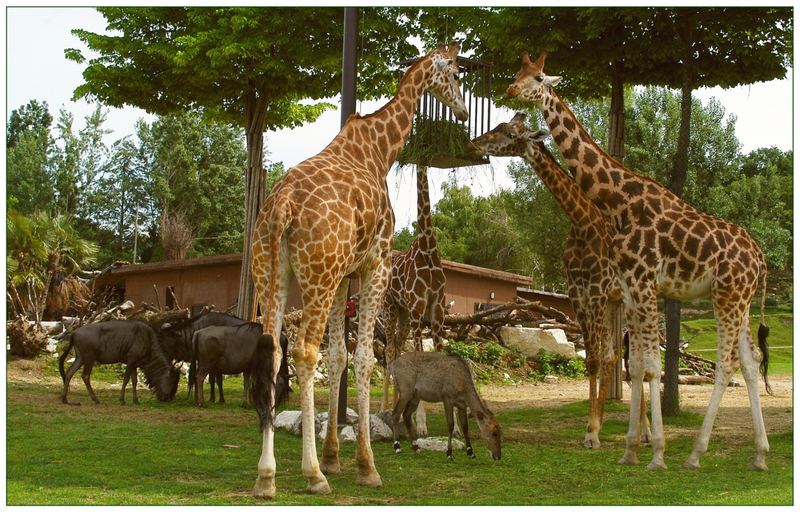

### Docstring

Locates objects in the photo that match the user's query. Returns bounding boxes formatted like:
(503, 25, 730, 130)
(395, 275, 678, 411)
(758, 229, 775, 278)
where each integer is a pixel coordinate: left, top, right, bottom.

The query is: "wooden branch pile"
(7, 318, 49, 358)
(443, 298, 581, 345)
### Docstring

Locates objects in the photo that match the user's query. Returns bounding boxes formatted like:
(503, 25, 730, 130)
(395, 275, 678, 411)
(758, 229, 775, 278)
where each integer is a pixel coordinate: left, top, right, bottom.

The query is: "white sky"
(5, 7, 794, 230)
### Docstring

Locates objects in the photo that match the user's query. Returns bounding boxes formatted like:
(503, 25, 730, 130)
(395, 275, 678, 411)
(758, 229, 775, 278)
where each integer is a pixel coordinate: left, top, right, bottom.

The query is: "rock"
(275, 410, 301, 431)
(415, 436, 465, 452)
(352, 413, 394, 441)
(499, 326, 576, 358)
(317, 407, 358, 425)
(318, 420, 328, 440)
(543, 375, 558, 384)
(421, 338, 435, 352)
(290, 411, 321, 436)
(577, 349, 586, 359)
(339, 426, 357, 442)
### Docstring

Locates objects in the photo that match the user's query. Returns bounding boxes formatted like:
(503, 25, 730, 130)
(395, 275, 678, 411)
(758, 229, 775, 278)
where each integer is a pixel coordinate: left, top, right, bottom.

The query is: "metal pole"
(338, 6, 359, 424)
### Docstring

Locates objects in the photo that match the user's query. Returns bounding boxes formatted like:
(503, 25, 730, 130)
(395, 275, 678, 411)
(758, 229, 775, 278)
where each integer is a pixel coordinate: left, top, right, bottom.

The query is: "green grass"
(7, 375, 793, 506)
(681, 305, 793, 375)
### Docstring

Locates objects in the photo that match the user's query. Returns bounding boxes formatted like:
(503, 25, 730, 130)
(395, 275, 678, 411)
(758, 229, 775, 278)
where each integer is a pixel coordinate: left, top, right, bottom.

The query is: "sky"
(5, 7, 794, 231)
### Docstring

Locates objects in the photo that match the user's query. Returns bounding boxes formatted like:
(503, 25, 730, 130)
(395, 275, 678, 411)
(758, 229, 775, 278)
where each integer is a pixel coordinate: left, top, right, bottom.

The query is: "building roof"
(106, 252, 532, 286)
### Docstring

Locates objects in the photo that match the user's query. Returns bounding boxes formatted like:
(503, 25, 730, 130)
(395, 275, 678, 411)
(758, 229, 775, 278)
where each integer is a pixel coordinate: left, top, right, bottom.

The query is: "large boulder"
(500, 326, 575, 358)
(352, 413, 394, 441)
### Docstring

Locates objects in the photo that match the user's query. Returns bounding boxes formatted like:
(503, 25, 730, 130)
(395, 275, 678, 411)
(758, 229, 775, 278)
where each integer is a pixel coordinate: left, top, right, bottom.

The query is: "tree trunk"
(606, 60, 625, 400)
(237, 90, 268, 321)
(663, 13, 694, 417)
(607, 60, 625, 163)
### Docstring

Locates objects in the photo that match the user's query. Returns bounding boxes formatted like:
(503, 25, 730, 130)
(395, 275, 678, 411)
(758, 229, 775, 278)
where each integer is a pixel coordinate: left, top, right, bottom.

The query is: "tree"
(6, 100, 55, 213)
(7, 210, 97, 322)
(68, 7, 421, 318)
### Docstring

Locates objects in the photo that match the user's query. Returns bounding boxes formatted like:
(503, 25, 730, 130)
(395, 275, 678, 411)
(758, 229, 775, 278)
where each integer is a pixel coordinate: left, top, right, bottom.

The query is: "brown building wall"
(106, 253, 536, 318)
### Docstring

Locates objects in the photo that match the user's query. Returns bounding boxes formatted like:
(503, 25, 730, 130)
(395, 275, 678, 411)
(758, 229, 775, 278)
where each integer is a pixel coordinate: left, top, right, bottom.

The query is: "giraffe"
(380, 164, 447, 435)
(469, 113, 624, 449)
(249, 43, 467, 498)
(507, 51, 771, 471)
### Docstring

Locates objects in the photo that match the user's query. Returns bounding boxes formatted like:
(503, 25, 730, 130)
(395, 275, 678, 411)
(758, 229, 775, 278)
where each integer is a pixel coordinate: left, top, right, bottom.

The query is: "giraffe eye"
(535, 75, 544, 83)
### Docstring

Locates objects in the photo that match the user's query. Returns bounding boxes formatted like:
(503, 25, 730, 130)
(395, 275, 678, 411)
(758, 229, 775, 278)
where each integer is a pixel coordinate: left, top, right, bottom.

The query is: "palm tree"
(7, 210, 98, 322)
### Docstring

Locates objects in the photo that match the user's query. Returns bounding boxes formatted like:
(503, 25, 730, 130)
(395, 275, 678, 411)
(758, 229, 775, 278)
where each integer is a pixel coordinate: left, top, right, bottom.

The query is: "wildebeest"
(190, 322, 290, 409)
(159, 311, 250, 403)
(390, 351, 502, 461)
(58, 320, 180, 404)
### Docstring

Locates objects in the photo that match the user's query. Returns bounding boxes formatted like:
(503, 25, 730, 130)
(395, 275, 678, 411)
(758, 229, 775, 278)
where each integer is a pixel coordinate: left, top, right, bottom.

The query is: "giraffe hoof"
(750, 461, 768, 471)
(647, 461, 667, 471)
(253, 476, 276, 499)
(307, 476, 331, 495)
(682, 459, 700, 470)
(320, 458, 341, 475)
(618, 454, 639, 466)
(356, 471, 383, 488)
(583, 435, 601, 449)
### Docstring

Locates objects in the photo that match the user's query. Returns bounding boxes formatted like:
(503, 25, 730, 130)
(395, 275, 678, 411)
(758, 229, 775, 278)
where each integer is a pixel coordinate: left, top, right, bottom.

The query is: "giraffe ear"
(529, 129, 551, 143)
(544, 75, 562, 87)
(510, 112, 528, 125)
(521, 52, 531, 65)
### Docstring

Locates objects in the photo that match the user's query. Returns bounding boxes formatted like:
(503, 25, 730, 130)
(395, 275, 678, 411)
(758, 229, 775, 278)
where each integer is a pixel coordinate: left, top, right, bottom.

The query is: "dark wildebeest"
(58, 320, 180, 405)
(159, 311, 250, 404)
(190, 322, 290, 409)
(390, 351, 502, 461)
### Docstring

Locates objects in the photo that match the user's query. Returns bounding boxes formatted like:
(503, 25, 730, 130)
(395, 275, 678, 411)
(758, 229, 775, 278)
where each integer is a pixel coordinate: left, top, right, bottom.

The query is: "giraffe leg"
(252, 246, 291, 500)
(321, 279, 349, 475)
(683, 301, 743, 470)
(353, 264, 387, 488)
(294, 305, 332, 494)
(639, 295, 667, 470)
(582, 297, 603, 449)
(736, 312, 769, 470)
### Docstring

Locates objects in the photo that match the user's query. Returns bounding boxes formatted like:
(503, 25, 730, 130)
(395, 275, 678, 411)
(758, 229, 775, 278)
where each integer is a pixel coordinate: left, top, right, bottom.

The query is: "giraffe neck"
(539, 91, 629, 216)
(523, 145, 598, 228)
(337, 60, 432, 175)
(415, 165, 438, 255)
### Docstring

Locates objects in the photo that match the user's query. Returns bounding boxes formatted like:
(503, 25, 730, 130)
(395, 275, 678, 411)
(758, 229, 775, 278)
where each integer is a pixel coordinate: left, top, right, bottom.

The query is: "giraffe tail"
(757, 257, 772, 396)
(250, 194, 292, 430)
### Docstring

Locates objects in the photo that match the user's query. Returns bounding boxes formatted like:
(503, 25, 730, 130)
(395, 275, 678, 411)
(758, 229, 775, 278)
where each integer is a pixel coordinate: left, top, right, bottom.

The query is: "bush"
(530, 350, 585, 380)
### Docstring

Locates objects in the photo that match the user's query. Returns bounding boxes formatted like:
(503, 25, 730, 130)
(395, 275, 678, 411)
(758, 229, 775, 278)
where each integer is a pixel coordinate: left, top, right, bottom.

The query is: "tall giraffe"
(249, 43, 467, 498)
(380, 164, 447, 435)
(507, 51, 771, 471)
(469, 113, 624, 449)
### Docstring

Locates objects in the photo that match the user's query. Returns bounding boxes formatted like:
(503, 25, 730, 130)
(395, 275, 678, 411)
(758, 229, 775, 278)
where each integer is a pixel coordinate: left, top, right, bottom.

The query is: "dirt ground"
(480, 374, 794, 439)
(8, 354, 793, 439)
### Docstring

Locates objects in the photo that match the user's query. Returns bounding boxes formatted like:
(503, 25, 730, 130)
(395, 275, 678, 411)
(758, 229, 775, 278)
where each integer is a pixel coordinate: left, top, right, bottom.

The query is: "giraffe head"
(505, 51, 562, 105)
(425, 43, 469, 121)
(469, 112, 549, 159)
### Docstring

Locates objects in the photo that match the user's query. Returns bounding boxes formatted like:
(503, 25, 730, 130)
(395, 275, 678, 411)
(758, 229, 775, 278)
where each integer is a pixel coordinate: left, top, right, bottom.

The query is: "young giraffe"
(380, 164, 447, 435)
(469, 113, 624, 449)
(507, 51, 771, 471)
(249, 43, 467, 498)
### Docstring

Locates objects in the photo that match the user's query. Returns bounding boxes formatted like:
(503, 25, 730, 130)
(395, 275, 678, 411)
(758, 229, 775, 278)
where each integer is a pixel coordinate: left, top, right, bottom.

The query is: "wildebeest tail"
(249, 334, 278, 432)
(58, 333, 75, 384)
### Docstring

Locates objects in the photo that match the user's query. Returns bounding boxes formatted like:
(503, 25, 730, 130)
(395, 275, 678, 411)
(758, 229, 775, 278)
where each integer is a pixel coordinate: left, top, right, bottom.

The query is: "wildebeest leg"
(81, 359, 100, 404)
(392, 391, 414, 453)
(209, 372, 216, 403)
(121, 365, 134, 404)
(458, 406, 474, 458)
(195, 366, 208, 407)
(405, 398, 421, 453)
(444, 400, 455, 460)
(242, 371, 250, 408)
(131, 367, 140, 405)
(61, 354, 84, 404)
(216, 371, 225, 404)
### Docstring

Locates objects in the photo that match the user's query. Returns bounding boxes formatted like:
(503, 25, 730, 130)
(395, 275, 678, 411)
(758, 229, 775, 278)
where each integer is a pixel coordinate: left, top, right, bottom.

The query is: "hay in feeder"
(398, 119, 488, 169)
